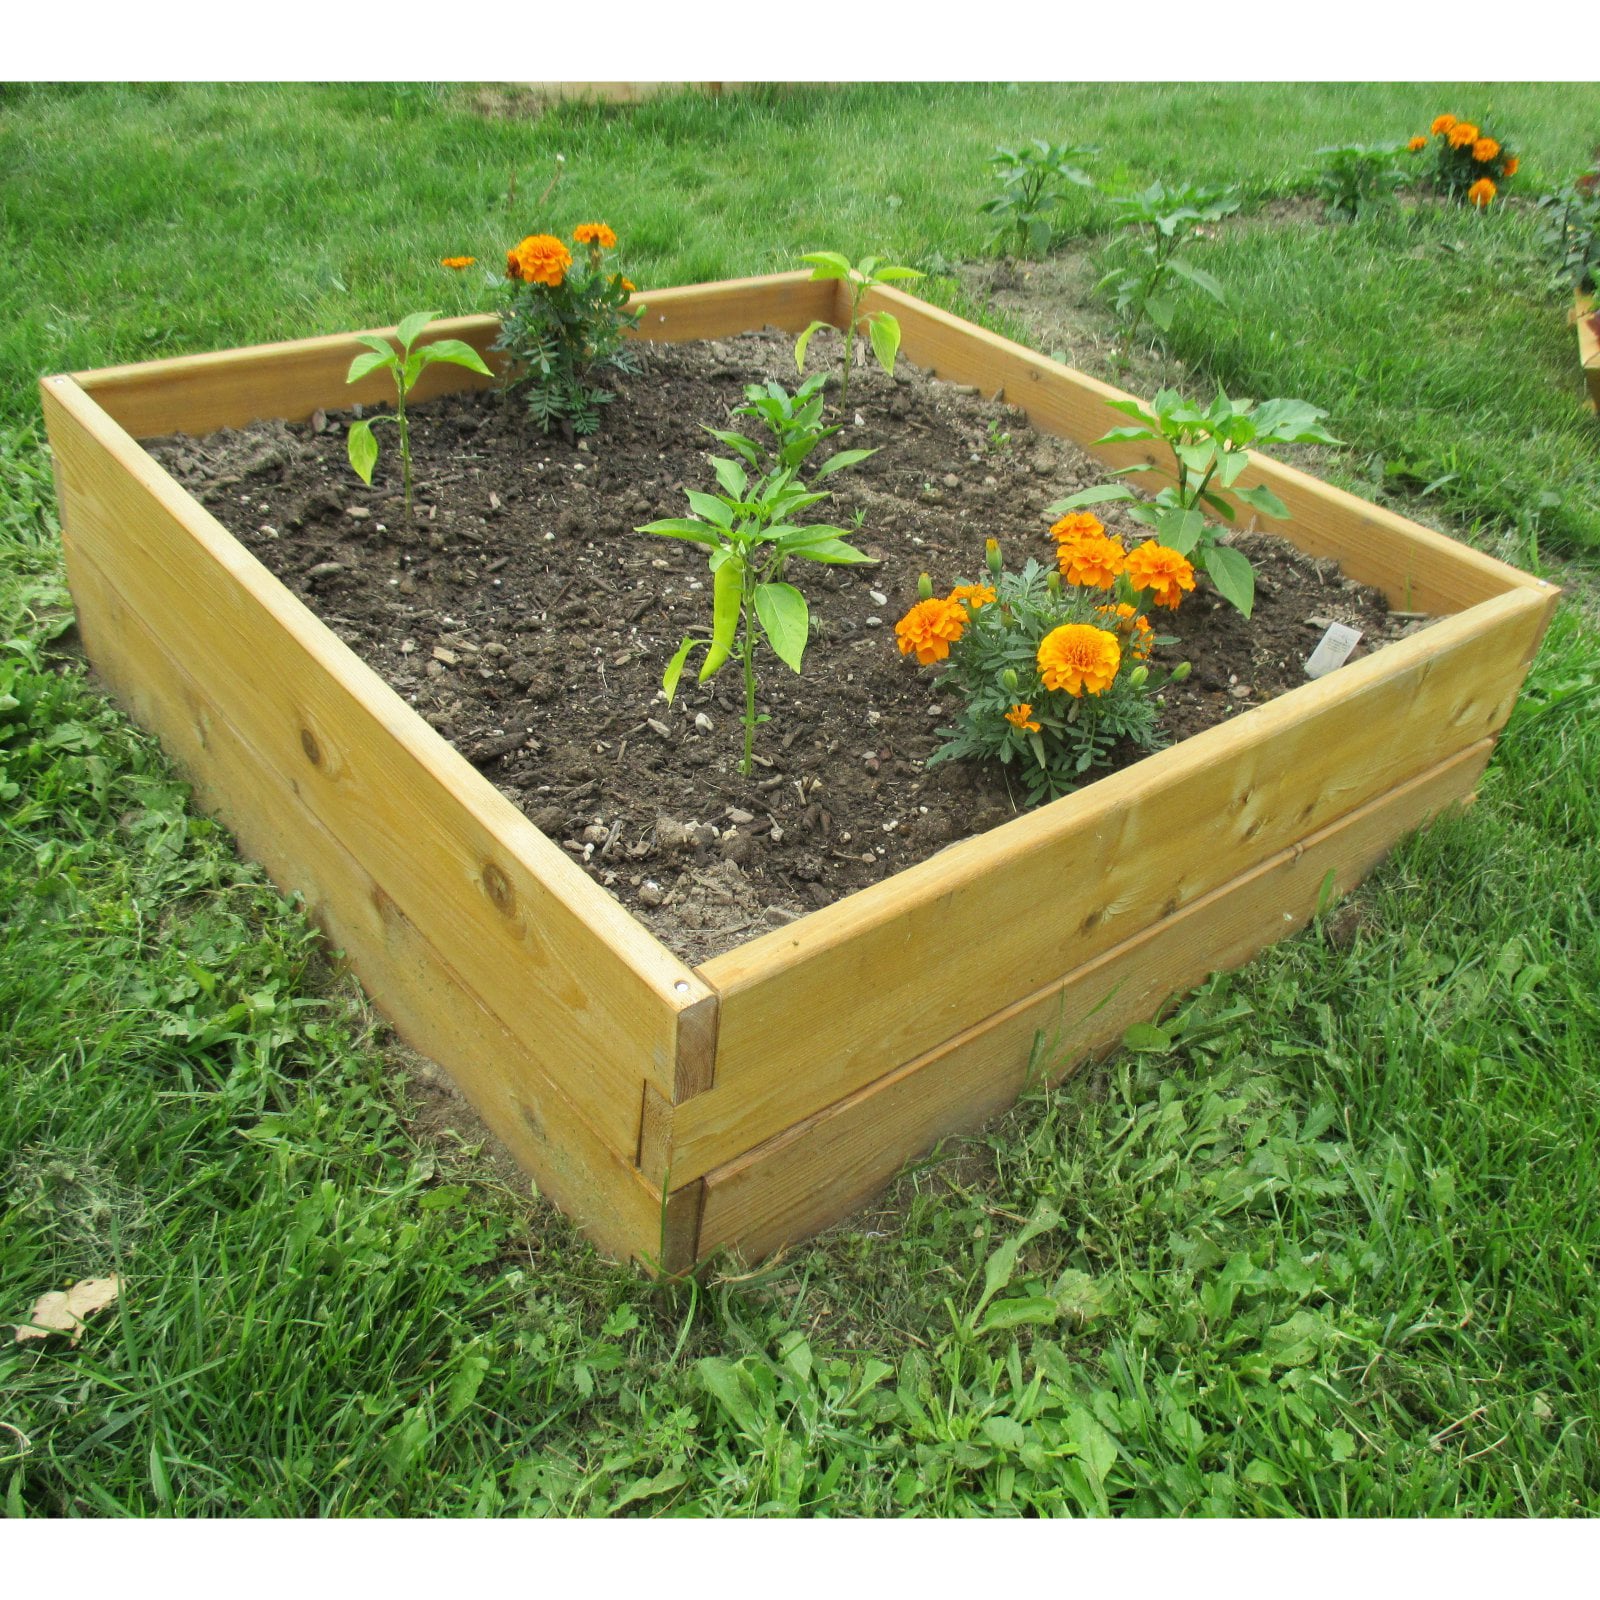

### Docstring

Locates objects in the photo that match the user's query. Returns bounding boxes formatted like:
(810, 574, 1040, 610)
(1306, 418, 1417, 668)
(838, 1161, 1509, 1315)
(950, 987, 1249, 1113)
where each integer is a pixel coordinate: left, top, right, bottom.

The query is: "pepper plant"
(794, 251, 924, 416)
(1096, 181, 1239, 360)
(637, 393, 875, 775)
(1049, 389, 1341, 619)
(346, 310, 493, 517)
(979, 139, 1097, 258)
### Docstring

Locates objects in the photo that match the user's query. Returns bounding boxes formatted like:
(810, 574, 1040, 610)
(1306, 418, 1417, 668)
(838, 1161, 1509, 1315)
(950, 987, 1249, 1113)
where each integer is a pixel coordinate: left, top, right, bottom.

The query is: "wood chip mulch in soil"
(147, 327, 1422, 966)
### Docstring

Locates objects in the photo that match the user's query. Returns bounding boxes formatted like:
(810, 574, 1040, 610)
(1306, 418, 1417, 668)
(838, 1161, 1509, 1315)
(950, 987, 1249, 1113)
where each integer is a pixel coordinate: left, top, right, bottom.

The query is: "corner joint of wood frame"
(673, 991, 719, 1103)
(653, 1177, 706, 1278)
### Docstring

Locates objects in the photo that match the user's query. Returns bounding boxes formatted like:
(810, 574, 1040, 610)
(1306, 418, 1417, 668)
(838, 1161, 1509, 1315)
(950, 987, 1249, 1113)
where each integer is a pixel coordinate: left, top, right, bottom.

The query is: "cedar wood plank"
(43, 375, 709, 1164)
(696, 738, 1493, 1262)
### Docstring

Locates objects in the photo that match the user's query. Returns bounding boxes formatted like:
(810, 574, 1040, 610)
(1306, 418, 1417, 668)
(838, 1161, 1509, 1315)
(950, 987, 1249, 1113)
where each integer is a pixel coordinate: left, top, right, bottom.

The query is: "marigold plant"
(1124, 540, 1197, 609)
(899, 532, 1184, 804)
(1416, 112, 1519, 204)
(493, 222, 643, 436)
(440, 255, 477, 270)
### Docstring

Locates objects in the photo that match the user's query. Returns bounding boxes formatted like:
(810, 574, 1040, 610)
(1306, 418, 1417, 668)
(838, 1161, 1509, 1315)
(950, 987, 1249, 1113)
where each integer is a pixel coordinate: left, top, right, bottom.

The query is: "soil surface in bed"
(148, 328, 1411, 965)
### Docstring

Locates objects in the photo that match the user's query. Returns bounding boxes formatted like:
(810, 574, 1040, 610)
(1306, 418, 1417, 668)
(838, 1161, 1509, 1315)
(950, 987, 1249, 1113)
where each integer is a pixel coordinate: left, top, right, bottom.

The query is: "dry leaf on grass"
(12, 1274, 120, 1345)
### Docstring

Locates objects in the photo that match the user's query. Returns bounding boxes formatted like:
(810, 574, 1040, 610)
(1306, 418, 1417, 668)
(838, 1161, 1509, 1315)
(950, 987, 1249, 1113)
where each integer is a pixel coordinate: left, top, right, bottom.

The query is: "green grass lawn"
(3, 81, 1599, 1516)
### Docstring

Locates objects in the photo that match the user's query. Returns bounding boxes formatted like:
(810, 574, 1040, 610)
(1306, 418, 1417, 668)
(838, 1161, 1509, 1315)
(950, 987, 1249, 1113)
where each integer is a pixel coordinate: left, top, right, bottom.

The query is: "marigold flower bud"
(1002, 667, 1019, 693)
(1128, 665, 1149, 688)
(1046, 571, 1061, 597)
(985, 538, 1003, 577)
(1170, 661, 1192, 683)
(917, 571, 934, 601)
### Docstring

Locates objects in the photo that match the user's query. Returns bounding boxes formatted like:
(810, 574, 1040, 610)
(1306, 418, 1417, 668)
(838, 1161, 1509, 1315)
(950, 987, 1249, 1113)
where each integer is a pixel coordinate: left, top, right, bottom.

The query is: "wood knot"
(482, 862, 516, 917)
(300, 727, 321, 766)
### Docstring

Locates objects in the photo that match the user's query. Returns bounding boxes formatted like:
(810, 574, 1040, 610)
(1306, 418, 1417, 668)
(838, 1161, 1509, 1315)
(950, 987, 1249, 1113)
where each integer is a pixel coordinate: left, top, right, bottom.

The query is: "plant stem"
(395, 385, 413, 519)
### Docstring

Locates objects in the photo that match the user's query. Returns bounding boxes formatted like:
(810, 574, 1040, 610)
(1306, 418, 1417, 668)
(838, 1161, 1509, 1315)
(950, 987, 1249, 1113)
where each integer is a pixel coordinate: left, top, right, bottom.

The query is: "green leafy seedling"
(346, 310, 492, 517)
(1049, 388, 1341, 618)
(794, 252, 924, 417)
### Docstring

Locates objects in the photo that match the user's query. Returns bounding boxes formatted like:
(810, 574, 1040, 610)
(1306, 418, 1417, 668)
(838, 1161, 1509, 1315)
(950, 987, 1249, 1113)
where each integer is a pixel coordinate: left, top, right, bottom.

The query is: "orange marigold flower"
(620, 277, 637, 292)
(574, 222, 618, 248)
(947, 583, 997, 610)
(440, 255, 477, 270)
(1407, 135, 1428, 153)
(1037, 624, 1121, 698)
(1448, 121, 1480, 149)
(1503, 155, 1519, 178)
(1431, 114, 1458, 136)
(1473, 137, 1500, 164)
(1096, 601, 1155, 659)
(1055, 531, 1126, 589)
(1004, 702, 1041, 733)
(1124, 541, 1196, 610)
(507, 234, 572, 287)
(1468, 177, 1497, 208)
(894, 597, 967, 666)
(1049, 511, 1105, 542)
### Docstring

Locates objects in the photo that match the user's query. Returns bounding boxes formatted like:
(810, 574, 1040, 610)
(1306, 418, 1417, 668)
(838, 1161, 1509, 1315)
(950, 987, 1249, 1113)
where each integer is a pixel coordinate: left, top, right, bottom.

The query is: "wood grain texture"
(696, 738, 1493, 1263)
(64, 542, 668, 1265)
(868, 285, 1553, 616)
(1577, 293, 1600, 411)
(43, 375, 711, 1167)
(677, 587, 1552, 1180)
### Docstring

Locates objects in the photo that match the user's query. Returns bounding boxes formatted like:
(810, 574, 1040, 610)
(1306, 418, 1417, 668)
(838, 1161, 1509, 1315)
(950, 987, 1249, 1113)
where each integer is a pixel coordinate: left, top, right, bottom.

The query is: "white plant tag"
(1305, 621, 1363, 680)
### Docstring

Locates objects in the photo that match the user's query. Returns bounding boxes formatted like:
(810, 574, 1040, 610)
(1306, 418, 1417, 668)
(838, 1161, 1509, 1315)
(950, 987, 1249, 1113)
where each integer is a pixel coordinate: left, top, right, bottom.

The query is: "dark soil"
(147, 328, 1417, 966)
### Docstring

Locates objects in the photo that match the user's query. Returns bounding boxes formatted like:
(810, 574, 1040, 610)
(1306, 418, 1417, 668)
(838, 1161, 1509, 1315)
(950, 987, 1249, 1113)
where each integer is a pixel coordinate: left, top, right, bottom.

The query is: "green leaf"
(346, 350, 393, 385)
(799, 251, 852, 280)
(1154, 506, 1207, 556)
(977, 1296, 1061, 1334)
(1145, 294, 1177, 332)
(700, 557, 744, 682)
(354, 333, 397, 358)
(754, 582, 809, 673)
(794, 318, 831, 373)
(419, 1184, 470, 1210)
(702, 427, 761, 467)
(872, 264, 925, 283)
(1122, 1021, 1172, 1053)
(1202, 542, 1256, 618)
(1165, 255, 1229, 306)
(1095, 425, 1156, 444)
(637, 518, 719, 547)
(346, 419, 379, 485)
(395, 309, 440, 351)
(416, 337, 493, 376)
(683, 491, 735, 528)
(789, 537, 876, 565)
(814, 447, 876, 478)
(696, 1356, 764, 1438)
(710, 456, 748, 499)
(1045, 485, 1136, 515)
(663, 636, 706, 703)
(867, 310, 901, 376)
(1234, 482, 1291, 520)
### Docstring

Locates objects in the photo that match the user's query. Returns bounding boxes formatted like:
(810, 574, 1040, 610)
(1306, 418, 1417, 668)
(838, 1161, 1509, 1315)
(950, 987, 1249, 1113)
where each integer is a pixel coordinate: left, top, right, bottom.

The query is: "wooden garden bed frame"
(1576, 291, 1600, 410)
(40, 271, 1559, 1272)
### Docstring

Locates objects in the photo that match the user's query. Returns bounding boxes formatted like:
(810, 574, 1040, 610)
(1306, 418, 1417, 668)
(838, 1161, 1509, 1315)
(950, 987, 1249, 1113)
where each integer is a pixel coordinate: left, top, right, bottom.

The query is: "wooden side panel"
(1577, 293, 1600, 412)
(43, 376, 710, 1166)
(873, 286, 1551, 616)
(78, 273, 836, 441)
(697, 739, 1492, 1262)
(678, 587, 1552, 1179)
(65, 544, 667, 1265)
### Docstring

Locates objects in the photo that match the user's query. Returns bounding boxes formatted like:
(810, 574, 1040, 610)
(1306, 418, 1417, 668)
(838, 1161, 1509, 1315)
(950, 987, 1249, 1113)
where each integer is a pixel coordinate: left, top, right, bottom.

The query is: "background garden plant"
(793, 251, 924, 416)
(493, 222, 643, 435)
(1313, 142, 1412, 221)
(1096, 180, 1239, 361)
(4, 82, 1600, 1518)
(344, 310, 492, 516)
(1414, 112, 1519, 208)
(978, 139, 1098, 259)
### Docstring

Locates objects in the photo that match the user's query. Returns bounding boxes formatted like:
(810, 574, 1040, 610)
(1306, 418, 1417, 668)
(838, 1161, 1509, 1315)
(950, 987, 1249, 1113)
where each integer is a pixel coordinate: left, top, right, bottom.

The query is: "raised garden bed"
(41, 271, 1559, 1272)
(1576, 291, 1600, 411)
